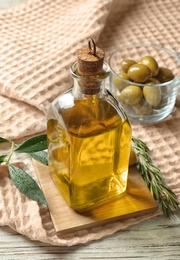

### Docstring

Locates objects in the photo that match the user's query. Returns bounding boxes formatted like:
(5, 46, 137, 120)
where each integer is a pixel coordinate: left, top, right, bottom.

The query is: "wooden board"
(33, 160, 158, 235)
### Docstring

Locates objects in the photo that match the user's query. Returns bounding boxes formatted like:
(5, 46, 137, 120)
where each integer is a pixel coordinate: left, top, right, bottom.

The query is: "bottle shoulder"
(47, 89, 130, 137)
(49, 89, 127, 117)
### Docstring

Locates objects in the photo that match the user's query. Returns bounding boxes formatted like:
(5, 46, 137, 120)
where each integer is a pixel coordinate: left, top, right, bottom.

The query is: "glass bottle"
(47, 39, 132, 212)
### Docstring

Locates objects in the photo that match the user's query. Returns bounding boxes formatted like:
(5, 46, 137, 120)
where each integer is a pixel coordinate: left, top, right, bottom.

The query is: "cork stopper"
(77, 38, 104, 76)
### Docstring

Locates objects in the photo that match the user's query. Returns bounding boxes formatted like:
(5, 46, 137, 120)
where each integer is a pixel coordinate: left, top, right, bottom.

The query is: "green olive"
(127, 64, 152, 83)
(112, 72, 129, 90)
(155, 67, 175, 82)
(120, 59, 136, 73)
(147, 78, 160, 84)
(118, 101, 134, 114)
(133, 99, 153, 115)
(143, 85, 162, 107)
(155, 88, 168, 109)
(119, 85, 143, 105)
(138, 56, 159, 76)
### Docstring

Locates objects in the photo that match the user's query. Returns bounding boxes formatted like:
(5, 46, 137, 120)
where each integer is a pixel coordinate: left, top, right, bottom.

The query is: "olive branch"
(0, 134, 48, 205)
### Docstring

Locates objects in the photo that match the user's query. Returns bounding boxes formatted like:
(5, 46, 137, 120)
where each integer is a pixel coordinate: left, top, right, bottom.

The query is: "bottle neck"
(70, 62, 110, 95)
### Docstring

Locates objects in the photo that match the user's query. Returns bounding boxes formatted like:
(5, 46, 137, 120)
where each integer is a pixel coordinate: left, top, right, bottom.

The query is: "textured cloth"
(0, 0, 180, 246)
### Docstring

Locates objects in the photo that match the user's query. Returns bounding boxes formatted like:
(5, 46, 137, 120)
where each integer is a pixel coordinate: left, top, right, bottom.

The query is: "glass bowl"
(109, 43, 180, 124)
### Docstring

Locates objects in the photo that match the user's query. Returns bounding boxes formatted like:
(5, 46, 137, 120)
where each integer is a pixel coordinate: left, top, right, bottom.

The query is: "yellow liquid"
(47, 96, 131, 211)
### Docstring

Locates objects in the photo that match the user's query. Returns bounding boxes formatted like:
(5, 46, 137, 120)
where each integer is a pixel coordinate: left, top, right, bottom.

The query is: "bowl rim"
(109, 42, 180, 87)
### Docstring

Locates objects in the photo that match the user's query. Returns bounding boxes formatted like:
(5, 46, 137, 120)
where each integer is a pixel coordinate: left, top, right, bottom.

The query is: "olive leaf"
(28, 151, 48, 166)
(8, 164, 47, 205)
(15, 133, 47, 153)
(0, 137, 9, 143)
(0, 155, 7, 163)
(0, 134, 48, 205)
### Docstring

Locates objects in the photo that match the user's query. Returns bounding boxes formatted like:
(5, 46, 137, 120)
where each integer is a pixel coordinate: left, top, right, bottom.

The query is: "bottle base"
(51, 171, 128, 213)
(73, 188, 128, 213)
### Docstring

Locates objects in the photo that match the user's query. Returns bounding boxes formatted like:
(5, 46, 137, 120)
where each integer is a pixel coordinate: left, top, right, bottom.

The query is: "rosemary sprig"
(131, 136, 179, 217)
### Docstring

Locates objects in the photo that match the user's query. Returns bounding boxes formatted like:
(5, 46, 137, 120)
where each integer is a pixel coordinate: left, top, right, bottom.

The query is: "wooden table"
(0, 211, 180, 259)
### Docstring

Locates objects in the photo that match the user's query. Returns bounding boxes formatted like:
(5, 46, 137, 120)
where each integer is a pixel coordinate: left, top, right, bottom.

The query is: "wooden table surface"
(0, 211, 180, 259)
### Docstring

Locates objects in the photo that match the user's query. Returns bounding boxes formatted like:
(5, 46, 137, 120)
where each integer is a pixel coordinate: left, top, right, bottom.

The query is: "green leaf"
(15, 133, 47, 153)
(0, 137, 9, 143)
(28, 151, 48, 166)
(8, 164, 47, 205)
(0, 155, 7, 163)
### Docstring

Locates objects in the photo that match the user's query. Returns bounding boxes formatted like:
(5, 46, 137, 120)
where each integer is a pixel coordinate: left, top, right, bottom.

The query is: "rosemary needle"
(131, 136, 179, 217)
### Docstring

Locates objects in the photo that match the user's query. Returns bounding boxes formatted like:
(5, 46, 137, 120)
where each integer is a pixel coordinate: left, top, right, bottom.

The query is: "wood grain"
(33, 160, 158, 235)
(0, 213, 180, 259)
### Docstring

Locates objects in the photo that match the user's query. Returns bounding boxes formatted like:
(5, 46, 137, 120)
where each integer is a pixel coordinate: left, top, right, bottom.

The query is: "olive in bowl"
(109, 43, 180, 124)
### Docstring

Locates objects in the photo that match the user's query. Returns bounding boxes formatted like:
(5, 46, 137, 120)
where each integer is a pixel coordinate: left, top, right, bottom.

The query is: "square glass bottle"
(47, 39, 132, 211)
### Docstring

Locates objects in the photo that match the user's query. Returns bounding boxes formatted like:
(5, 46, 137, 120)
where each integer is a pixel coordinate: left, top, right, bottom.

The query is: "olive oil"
(47, 39, 131, 211)
(47, 93, 131, 211)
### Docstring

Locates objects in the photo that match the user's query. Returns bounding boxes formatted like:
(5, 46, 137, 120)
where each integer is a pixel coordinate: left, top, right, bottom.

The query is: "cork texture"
(77, 43, 104, 75)
(0, 0, 180, 246)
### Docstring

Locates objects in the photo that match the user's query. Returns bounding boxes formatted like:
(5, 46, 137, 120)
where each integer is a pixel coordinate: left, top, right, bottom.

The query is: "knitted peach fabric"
(0, 0, 179, 246)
